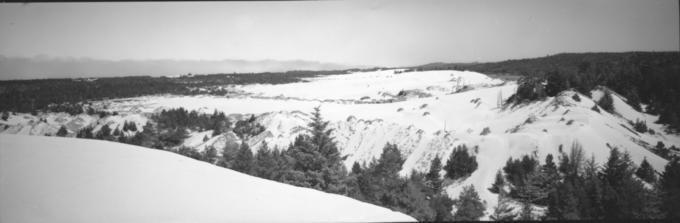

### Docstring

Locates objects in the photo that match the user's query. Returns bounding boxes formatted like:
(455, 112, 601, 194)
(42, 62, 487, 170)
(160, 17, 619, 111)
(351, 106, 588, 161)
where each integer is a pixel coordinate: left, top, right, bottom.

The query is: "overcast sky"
(0, 0, 678, 67)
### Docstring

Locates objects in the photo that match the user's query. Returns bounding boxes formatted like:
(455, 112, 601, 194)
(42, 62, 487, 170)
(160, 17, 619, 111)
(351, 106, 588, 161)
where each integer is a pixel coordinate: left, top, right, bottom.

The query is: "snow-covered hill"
(2, 69, 679, 219)
(0, 134, 415, 223)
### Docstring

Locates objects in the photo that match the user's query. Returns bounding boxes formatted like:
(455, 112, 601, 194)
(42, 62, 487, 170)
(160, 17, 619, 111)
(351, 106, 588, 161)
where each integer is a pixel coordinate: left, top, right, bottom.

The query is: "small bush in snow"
(633, 119, 648, 133)
(480, 127, 491, 136)
(566, 119, 575, 125)
(591, 105, 601, 113)
(420, 104, 428, 109)
(397, 108, 403, 112)
(423, 112, 430, 116)
(572, 94, 581, 102)
(598, 90, 615, 112)
(444, 145, 478, 180)
(56, 126, 68, 137)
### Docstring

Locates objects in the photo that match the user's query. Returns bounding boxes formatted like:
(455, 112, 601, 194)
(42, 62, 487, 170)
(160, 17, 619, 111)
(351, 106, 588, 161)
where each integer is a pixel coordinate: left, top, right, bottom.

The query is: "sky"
(0, 0, 678, 67)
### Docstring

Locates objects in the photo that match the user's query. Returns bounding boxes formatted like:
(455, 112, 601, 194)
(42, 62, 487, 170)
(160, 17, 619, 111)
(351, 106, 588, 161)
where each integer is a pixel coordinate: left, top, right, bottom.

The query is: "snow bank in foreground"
(0, 134, 415, 223)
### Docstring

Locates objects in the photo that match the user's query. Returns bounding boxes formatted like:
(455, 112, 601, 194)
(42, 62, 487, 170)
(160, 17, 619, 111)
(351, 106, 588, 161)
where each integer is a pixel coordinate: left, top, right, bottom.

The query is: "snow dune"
(0, 134, 415, 223)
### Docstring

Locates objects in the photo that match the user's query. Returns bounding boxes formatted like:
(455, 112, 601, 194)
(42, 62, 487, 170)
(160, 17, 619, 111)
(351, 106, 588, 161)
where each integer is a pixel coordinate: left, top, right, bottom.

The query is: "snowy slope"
(238, 70, 503, 101)
(0, 134, 415, 223)
(0, 112, 147, 137)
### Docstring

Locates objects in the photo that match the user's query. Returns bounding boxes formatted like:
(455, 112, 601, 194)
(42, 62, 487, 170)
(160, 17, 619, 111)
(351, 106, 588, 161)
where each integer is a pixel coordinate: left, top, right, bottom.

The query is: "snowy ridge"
(0, 134, 415, 223)
(0, 112, 147, 137)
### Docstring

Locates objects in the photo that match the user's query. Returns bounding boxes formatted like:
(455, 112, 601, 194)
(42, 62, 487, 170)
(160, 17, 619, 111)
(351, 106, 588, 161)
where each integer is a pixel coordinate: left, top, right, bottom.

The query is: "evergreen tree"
(660, 158, 680, 219)
(490, 189, 517, 221)
(425, 155, 443, 193)
(598, 90, 615, 113)
(488, 170, 505, 194)
(233, 143, 254, 174)
(112, 127, 121, 136)
(100, 124, 112, 137)
(453, 185, 485, 221)
(122, 121, 129, 131)
(582, 156, 605, 219)
(636, 157, 657, 183)
(444, 145, 478, 180)
(547, 178, 580, 219)
(283, 106, 348, 194)
(202, 146, 218, 164)
(351, 162, 362, 175)
(254, 142, 277, 179)
(56, 125, 68, 137)
(600, 147, 661, 219)
(430, 193, 455, 221)
(128, 122, 137, 131)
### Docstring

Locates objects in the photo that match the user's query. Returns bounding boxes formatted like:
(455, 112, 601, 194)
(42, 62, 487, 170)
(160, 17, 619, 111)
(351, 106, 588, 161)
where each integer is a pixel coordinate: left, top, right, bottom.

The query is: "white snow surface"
(0, 134, 415, 223)
(238, 69, 503, 101)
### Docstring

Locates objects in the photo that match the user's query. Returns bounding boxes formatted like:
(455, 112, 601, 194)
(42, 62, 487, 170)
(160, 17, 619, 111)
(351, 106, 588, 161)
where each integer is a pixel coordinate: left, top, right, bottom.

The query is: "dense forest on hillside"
(0, 69, 367, 113)
(414, 52, 680, 131)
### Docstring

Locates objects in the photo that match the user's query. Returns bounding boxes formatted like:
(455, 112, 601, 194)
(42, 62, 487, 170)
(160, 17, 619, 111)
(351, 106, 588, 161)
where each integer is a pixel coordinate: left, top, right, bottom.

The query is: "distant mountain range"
(0, 55, 366, 80)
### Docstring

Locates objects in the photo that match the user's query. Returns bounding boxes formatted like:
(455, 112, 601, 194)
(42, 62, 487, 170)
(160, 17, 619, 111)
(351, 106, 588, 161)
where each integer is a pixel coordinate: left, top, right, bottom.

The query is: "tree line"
(488, 141, 680, 220)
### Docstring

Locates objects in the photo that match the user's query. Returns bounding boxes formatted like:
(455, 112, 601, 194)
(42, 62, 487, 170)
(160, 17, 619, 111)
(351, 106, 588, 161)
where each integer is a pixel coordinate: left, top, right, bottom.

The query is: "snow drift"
(0, 134, 415, 223)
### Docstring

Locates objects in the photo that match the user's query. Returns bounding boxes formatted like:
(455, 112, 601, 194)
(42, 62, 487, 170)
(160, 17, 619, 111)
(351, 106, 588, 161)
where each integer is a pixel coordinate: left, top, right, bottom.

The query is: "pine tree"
(1, 111, 8, 121)
(128, 122, 137, 131)
(660, 158, 680, 219)
(254, 142, 276, 179)
(444, 145, 478, 180)
(598, 90, 615, 113)
(233, 143, 254, 174)
(490, 189, 517, 221)
(56, 126, 68, 137)
(453, 185, 485, 221)
(582, 156, 605, 219)
(547, 178, 580, 219)
(202, 146, 218, 164)
(112, 127, 121, 136)
(100, 124, 111, 137)
(425, 155, 443, 193)
(600, 147, 661, 219)
(635, 157, 657, 183)
(122, 121, 130, 132)
(488, 170, 505, 193)
(430, 193, 455, 221)
(351, 162, 362, 175)
(283, 106, 348, 194)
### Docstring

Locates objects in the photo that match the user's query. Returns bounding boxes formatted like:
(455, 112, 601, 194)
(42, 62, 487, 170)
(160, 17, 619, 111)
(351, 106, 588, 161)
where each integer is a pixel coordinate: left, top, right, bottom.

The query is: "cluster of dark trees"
(75, 121, 143, 142)
(0, 69, 364, 114)
(0, 76, 186, 113)
(232, 115, 265, 139)
(488, 141, 680, 220)
(451, 52, 680, 132)
(152, 108, 231, 135)
(653, 141, 679, 161)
